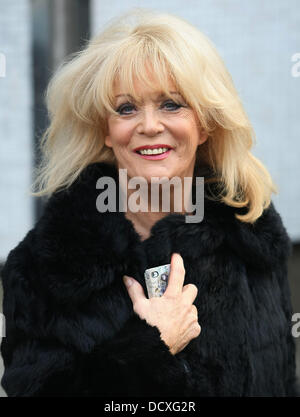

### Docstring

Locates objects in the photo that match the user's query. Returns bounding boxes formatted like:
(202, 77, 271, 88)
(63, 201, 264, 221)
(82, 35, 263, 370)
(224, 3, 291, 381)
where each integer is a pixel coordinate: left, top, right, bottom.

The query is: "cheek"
(174, 120, 200, 148)
(108, 121, 134, 146)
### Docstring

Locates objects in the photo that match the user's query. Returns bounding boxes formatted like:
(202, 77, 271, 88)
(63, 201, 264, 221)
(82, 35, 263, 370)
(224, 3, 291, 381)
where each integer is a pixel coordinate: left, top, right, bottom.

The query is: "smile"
(134, 145, 173, 160)
(135, 148, 172, 160)
(137, 147, 169, 155)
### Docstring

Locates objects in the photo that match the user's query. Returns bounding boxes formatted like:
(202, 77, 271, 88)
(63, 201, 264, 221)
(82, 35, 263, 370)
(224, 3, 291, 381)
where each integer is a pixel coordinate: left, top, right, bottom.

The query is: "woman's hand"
(123, 253, 201, 355)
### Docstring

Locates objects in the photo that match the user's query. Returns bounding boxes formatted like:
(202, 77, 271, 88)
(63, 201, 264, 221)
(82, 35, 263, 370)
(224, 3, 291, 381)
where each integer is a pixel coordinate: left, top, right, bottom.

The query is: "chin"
(141, 168, 173, 182)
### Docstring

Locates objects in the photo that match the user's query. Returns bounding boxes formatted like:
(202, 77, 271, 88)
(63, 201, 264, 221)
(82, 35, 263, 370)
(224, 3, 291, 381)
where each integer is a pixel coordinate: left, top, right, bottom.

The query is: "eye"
(116, 102, 136, 115)
(116, 99, 184, 115)
(161, 100, 183, 111)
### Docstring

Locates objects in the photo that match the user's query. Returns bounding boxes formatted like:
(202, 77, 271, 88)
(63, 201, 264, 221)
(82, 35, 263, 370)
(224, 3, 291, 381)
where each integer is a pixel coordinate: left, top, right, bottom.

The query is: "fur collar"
(32, 162, 291, 303)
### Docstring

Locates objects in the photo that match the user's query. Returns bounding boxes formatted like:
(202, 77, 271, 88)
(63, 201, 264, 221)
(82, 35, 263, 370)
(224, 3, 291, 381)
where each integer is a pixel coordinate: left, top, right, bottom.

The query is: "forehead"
(113, 72, 178, 100)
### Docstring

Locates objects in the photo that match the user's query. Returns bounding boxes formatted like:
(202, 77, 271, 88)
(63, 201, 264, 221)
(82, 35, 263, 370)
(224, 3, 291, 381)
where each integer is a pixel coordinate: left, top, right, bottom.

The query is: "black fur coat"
(1, 162, 298, 396)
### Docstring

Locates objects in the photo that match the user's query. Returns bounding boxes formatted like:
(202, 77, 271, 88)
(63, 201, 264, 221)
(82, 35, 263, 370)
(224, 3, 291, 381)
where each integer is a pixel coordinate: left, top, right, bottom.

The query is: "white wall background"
(0, 0, 34, 262)
(91, 0, 300, 241)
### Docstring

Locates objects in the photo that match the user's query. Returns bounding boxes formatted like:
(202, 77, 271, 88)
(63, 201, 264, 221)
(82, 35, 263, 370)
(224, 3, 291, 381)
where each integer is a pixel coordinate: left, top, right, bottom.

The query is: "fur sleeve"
(275, 248, 300, 397)
(80, 313, 190, 397)
(0, 233, 189, 397)
(1, 316, 189, 397)
(268, 204, 300, 397)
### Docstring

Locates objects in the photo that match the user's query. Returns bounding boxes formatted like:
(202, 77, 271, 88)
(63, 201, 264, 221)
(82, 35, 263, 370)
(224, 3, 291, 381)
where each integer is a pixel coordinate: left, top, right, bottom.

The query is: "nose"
(136, 106, 164, 136)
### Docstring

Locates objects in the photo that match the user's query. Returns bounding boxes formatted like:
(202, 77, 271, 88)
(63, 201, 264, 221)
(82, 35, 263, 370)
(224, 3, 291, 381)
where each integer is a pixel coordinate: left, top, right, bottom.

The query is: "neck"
(124, 210, 165, 241)
(119, 173, 194, 242)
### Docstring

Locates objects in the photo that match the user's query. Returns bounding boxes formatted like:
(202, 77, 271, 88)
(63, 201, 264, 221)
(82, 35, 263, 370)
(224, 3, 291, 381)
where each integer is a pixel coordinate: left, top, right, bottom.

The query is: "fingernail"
(123, 276, 133, 288)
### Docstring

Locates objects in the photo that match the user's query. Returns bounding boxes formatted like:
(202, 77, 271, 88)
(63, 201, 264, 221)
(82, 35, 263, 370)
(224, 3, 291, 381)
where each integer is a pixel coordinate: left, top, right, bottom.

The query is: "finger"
(123, 275, 147, 305)
(164, 253, 185, 298)
(190, 304, 198, 320)
(182, 284, 198, 304)
(190, 323, 201, 339)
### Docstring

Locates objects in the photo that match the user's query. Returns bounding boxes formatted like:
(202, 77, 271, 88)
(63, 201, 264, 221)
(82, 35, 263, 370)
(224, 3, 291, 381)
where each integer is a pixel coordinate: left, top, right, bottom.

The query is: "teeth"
(139, 147, 169, 155)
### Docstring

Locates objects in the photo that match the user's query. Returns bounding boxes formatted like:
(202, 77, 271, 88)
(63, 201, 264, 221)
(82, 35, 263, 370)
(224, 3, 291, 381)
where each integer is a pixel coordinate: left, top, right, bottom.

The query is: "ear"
(105, 135, 112, 148)
(198, 129, 208, 145)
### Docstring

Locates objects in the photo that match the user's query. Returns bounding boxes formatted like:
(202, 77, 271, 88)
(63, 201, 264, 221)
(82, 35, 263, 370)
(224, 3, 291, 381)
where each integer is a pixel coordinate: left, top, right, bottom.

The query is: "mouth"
(133, 145, 173, 160)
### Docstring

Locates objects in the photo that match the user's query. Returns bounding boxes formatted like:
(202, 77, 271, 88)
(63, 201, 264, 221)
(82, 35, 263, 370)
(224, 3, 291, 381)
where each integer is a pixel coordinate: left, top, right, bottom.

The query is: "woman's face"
(105, 73, 207, 182)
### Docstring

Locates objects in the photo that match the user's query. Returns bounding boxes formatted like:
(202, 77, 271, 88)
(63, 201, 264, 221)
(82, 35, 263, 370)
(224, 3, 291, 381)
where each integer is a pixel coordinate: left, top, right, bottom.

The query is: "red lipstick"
(133, 144, 173, 161)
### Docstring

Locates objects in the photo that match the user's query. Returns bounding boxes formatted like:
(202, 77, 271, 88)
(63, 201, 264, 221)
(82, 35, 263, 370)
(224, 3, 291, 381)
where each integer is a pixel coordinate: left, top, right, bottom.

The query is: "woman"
(1, 9, 298, 397)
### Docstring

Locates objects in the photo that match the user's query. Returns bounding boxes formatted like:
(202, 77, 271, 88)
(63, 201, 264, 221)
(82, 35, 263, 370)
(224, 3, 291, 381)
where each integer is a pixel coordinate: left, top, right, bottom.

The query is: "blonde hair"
(31, 7, 277, 223)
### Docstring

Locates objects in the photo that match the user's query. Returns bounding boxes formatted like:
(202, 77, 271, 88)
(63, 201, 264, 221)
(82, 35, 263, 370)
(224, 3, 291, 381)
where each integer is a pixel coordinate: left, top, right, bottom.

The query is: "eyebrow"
(115, 92, 182, 101)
